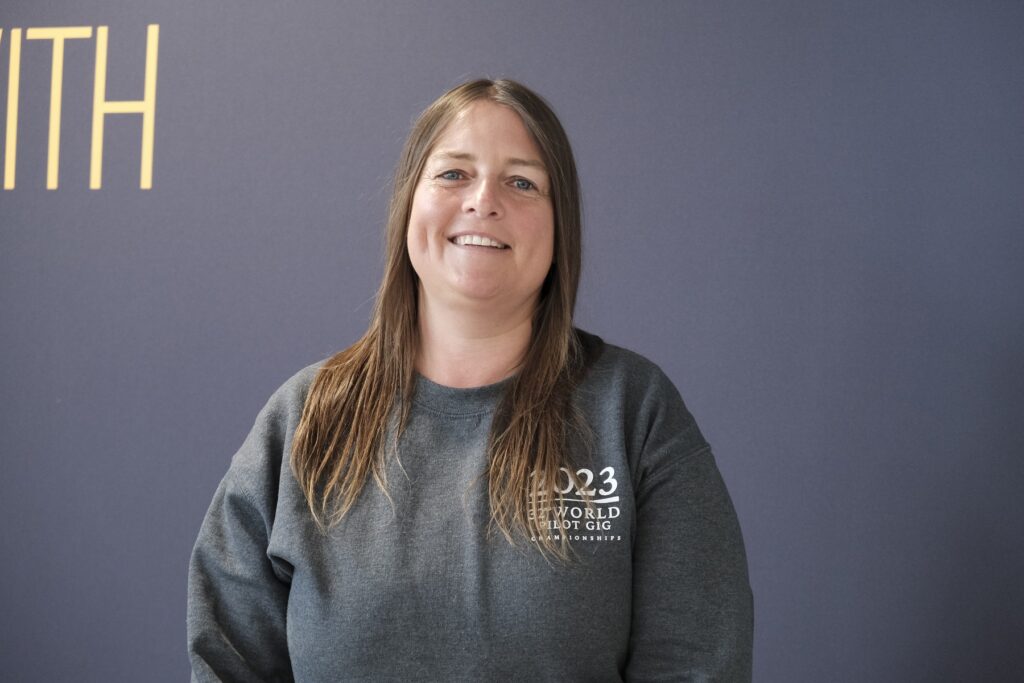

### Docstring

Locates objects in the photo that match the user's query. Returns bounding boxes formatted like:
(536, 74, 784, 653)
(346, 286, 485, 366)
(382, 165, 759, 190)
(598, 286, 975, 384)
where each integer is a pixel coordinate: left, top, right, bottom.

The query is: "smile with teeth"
(450, 234, 509, 249)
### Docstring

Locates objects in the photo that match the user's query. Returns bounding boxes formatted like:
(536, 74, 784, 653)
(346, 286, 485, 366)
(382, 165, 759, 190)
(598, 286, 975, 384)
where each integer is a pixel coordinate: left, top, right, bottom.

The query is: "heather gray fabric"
(187, 333, 753, 681)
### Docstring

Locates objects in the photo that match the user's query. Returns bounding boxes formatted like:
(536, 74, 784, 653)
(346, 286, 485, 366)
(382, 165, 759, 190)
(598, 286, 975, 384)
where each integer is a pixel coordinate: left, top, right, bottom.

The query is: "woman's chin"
(444, 274, 505, 302)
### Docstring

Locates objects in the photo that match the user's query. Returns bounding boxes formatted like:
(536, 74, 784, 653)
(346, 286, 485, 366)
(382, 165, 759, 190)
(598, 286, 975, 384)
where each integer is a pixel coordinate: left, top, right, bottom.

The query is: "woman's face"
(406, 101, 555, 317)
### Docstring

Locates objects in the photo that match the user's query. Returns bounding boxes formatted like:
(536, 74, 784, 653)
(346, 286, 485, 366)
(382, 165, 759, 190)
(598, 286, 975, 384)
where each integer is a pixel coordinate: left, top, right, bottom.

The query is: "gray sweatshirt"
(188, 335, 753, 681)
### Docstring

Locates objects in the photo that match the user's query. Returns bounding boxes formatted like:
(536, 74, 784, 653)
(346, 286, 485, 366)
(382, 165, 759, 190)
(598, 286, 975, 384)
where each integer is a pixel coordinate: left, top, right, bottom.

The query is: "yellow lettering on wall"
(25, 27, 93, 190)
(91, 24, 159, 190)
(3, 28, 22, 190)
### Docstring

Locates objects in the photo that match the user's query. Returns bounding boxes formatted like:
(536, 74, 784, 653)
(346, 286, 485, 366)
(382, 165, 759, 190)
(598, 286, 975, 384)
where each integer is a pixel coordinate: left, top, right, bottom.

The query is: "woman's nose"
(463, 178, 502, 218)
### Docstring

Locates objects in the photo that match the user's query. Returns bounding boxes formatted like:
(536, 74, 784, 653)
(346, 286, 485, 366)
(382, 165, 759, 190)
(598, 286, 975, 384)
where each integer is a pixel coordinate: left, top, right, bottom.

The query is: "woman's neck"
(415, 292, 534, 388)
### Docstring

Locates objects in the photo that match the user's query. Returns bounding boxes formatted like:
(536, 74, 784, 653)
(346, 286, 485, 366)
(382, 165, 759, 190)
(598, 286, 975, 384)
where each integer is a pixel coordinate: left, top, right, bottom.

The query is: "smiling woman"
(187, 78, 753, 682)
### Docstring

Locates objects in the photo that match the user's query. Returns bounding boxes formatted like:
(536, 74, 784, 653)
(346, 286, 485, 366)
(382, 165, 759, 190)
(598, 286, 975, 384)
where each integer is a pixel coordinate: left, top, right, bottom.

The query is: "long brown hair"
(291, 78, 589, 558)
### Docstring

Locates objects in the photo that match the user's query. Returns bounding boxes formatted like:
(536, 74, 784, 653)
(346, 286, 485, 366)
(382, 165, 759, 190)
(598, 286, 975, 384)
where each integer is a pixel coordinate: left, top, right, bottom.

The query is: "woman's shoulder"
(574, 329, 710, 467)
(268, 358, 328, 408)
(248, 356, 332, 426)
(575, 328, 679, 394)
(212, 357, 329, 503)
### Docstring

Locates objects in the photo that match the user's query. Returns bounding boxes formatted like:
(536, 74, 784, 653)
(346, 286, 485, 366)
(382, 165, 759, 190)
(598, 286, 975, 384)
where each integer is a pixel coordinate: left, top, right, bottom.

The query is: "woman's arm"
(625, 373, 753, 681)
(187, 395, 296, 683)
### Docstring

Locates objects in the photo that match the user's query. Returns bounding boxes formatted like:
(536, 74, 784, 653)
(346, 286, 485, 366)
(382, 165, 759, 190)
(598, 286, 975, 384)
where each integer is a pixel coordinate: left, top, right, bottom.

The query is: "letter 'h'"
(92, 25, 159, 189)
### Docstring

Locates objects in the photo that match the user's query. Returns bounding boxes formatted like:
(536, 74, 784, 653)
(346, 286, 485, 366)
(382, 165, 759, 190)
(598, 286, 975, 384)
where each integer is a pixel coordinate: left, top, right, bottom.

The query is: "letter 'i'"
(3, 28, 22, 190)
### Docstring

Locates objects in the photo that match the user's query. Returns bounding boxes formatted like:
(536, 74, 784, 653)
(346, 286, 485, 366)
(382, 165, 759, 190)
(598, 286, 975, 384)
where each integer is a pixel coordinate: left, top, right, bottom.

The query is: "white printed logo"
(529, 467, 623, 543)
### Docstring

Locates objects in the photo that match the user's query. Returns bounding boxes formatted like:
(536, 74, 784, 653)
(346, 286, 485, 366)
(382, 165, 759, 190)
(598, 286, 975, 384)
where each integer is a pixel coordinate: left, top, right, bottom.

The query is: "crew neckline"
(411, 372, 513, 416)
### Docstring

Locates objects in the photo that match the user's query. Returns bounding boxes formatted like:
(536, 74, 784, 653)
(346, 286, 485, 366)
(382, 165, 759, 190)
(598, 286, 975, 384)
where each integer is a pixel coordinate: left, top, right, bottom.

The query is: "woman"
(188, 78, 753, 681)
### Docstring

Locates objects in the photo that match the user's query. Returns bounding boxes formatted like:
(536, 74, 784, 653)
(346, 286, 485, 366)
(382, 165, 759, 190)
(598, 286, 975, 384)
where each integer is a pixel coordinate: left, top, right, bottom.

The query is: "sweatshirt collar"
(411, 372, 512, 416)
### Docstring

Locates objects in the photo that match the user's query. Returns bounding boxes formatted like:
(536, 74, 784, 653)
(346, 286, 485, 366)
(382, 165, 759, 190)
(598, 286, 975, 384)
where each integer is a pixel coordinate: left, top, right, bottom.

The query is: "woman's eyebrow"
(507, 157, 547, 171)
(429, 151, 473, 165)
(431, 151, 546, 171)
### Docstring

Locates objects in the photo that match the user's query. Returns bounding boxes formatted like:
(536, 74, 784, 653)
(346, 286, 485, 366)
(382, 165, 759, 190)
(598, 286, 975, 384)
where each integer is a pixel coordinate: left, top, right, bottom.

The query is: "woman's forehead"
(426, 102, 546, 170)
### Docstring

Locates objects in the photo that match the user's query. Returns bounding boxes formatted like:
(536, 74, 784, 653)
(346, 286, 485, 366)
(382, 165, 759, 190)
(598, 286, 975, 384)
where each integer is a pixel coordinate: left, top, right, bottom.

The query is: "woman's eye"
(438, 170, 463, 181)
(512, 178, 537, 191)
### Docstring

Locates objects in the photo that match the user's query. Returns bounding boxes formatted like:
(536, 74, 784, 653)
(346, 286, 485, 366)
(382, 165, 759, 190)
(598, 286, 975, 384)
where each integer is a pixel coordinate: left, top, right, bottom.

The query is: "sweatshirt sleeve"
(187, 391, 296, 683)
(625, 371, 754, 682)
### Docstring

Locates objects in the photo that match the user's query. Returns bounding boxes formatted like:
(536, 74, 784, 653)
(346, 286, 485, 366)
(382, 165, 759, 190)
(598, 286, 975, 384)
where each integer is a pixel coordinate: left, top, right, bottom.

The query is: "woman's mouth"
(449, 234, 509, 249)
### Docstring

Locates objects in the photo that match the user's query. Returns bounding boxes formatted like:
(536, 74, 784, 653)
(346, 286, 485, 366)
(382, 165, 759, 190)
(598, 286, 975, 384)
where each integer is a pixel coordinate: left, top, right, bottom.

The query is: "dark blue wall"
(1, 1, 1021, 680)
